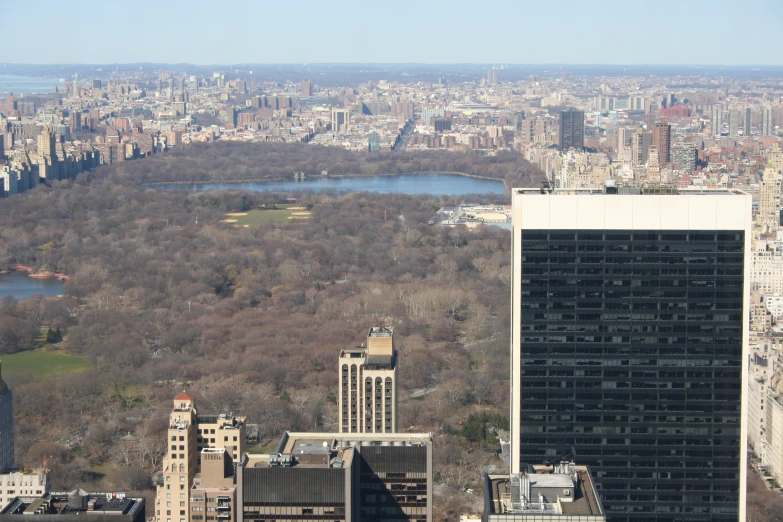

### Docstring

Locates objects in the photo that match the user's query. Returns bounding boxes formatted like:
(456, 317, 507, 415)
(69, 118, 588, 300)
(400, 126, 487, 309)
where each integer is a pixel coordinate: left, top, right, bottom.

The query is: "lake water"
(0, 75, 64, 98)
(149, 174, 508, 196)
(0, 273, 64, 301)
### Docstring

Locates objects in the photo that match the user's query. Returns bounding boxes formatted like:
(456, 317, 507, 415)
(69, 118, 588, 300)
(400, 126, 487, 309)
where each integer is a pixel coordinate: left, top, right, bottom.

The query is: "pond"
(148, 173, 508, 196)
(0, 272, 64, 301)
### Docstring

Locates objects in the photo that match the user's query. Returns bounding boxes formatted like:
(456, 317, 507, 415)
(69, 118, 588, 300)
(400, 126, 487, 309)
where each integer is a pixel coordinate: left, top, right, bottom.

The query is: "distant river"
(148, 173, 508, 196)
(0, 272, 64, 301)
(0, 75, 63, 98)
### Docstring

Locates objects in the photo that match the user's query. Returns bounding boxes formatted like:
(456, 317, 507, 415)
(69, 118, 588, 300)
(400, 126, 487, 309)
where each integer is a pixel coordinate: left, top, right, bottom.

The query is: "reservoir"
(0, 75, 63, 98)
(148, 173, 508, 196)
(0, 272, 64, 301)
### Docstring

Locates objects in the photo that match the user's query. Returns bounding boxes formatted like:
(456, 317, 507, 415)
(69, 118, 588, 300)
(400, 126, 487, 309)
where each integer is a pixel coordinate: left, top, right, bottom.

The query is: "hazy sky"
(2, 0, 781, 65)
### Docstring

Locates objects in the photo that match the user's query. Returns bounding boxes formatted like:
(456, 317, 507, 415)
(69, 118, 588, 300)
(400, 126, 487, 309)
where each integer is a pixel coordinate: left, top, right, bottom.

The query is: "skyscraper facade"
(762, 107, 773, 136)
(651, 120, 671, 165)
(510, 188, 751, 521)
(729, 109, 740, 136)
(558, 109, 584, 151)
(745, 107, 752, 137)
(331, 108, 350, 133)
(758, 165, 782, 232)
(339, 327, 397, 434)
(711, 105, 722, 136)
(0, 363, 13, 473)
(488, 68, 499, 86)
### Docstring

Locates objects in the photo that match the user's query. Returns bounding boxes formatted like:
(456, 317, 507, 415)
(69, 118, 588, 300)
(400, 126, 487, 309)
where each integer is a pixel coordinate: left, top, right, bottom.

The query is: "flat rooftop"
(245, 432, 432, 470)
(2, 492, 144, 518)
(514, 186, 746, 196)
(485, 467, 604, 518)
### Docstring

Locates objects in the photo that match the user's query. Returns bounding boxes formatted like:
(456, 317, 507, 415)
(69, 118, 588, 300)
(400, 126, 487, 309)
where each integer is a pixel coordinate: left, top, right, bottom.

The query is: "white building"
(0, 469, 50, 509)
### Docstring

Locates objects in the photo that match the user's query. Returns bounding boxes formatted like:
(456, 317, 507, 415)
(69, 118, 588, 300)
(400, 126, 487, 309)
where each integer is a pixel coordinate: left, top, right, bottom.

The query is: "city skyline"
(2, 0, 782, 65)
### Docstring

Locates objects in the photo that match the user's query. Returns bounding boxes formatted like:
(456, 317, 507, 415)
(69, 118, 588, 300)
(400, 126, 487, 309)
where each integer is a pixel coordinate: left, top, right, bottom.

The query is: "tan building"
(758, 165, 782, 232)
(339, 327, 397, 434)
(331, 108, 350, 133)
(188, 449, 237, 522)
(155, 393, 245, 522)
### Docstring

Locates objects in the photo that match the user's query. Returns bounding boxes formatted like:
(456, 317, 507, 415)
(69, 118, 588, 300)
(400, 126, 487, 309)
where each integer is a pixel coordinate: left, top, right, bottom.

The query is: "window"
(233, 436, 237, 442)
(167, 502, 171, 507)
(179, 436, 184, 441)
(180, 476, 185, 482)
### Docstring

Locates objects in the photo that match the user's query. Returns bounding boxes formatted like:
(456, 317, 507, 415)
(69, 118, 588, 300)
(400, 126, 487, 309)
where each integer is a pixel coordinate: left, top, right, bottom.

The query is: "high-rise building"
(0, 363, 12, 474)
(331, 108, 350, 133)
(729, 109, 740, 136)
(154, 393, 246, 522)
(711, 105, 722, 137)
(651, 120, 671, 165)
(745, 107, 752, 137)
(421, 107, 445, 125)
(301, 79, 314, 97)
(646, 145, 660, 181)
(558, 109, 584, 151)
(432, 117, 451, 132)
(237, 431, 432, 522)
(70, 112, 81, 131)
(671, 145, 697, 173)
(37, 128, 56, 159)
(510, 188, 751, 520)
(762, 107, 773, 136)
(367, 131, 380, 152)
(630, 129, 651, 167)
(758, 165, 782, 232)
(339, 327, 397, 434)
(488, 68, 499, 86)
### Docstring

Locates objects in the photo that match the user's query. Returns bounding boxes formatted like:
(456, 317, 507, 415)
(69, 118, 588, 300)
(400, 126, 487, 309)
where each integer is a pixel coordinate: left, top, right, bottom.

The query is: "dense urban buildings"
(339, 326, 398, 434)
(511, 188, 751, 520)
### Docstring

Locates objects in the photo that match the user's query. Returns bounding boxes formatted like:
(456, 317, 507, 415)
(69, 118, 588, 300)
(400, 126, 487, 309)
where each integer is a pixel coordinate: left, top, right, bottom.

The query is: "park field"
(2, 349, 91, 381)
(224, 205, 312, 227)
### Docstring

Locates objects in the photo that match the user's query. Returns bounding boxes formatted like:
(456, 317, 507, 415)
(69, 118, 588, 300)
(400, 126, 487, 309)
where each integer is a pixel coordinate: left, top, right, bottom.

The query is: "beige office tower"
(758, 165, 782, 232)
(155, 393, 246, 522)
(331, 108, 350, 132)
(37, 128, 56, 158)
(339, 327, 397, 434)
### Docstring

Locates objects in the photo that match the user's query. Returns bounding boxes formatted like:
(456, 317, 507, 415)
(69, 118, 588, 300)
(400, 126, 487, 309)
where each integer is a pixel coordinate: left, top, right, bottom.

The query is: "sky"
(1, 0, 782, 65)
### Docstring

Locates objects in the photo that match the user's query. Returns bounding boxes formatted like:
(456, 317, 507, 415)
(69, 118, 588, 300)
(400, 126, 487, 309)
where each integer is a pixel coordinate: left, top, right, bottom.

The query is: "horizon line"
(2, 62, 783, 68)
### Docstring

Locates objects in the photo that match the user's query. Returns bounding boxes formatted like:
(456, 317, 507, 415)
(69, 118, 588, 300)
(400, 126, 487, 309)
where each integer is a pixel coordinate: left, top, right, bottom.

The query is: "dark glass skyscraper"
(558, 108, 584, 151)
(511, 189, 751, 521)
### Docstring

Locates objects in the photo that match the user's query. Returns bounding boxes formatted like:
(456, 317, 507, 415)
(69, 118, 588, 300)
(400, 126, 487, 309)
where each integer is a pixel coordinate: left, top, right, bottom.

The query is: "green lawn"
(2, 349, 91, 381)
(225, 205, 311, 227)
